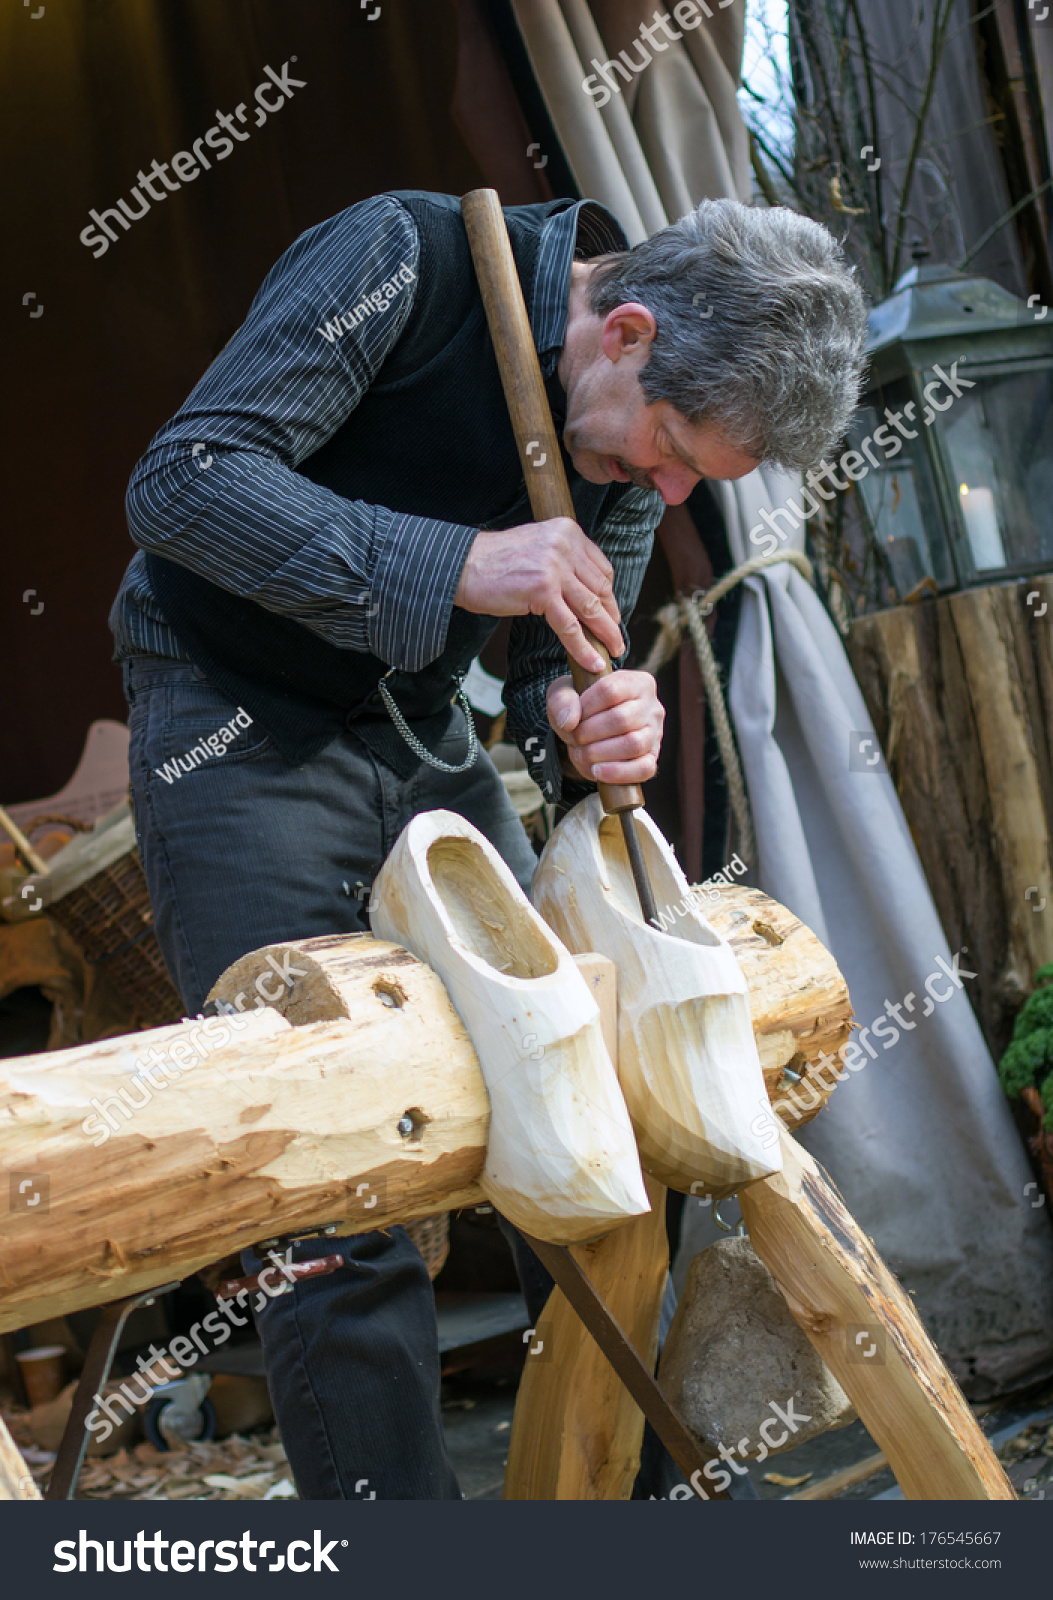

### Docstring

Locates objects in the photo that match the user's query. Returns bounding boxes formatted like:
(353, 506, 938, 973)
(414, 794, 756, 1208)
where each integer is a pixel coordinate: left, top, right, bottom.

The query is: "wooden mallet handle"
(461, 187, 643, 817)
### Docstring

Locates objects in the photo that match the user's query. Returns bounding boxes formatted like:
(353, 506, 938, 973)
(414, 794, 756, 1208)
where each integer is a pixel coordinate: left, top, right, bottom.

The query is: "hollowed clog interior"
(597, 813, 719, 946)
(427, 837, 558, 978)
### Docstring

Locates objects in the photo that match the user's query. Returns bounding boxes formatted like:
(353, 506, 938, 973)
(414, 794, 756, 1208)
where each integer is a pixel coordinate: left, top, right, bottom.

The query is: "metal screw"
(397, 1115, 415, 1138)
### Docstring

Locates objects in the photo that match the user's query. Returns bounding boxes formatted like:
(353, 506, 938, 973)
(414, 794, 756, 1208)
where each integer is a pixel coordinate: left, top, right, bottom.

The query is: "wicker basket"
(402, 1213, 450, 1281)
(47, 844, 185, 1029)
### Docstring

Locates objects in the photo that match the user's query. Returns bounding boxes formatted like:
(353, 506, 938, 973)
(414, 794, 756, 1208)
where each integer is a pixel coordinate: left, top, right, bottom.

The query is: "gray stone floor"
(442, 1380, 518, 1501)
(440, 1359, 1053, 1502)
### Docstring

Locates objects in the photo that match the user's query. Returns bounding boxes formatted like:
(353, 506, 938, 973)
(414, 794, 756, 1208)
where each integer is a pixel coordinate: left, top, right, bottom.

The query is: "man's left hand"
(546, 671, 665, 787)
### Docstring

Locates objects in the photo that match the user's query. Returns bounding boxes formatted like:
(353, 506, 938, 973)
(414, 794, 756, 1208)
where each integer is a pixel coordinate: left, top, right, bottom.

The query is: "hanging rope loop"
(642, 550, 814, 866)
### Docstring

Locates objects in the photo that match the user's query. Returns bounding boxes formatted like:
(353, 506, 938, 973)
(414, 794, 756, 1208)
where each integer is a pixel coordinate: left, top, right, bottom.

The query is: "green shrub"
(998, 963, 1053, 1130)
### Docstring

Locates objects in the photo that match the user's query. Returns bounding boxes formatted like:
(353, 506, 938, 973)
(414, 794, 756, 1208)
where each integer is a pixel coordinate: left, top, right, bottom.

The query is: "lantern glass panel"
(849, 380, 954, 593)
(938, 365, 1053, 574)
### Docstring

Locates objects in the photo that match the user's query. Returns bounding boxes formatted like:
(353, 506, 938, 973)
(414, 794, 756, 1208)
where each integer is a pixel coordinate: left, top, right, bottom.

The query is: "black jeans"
(125, 656, 539, 1499)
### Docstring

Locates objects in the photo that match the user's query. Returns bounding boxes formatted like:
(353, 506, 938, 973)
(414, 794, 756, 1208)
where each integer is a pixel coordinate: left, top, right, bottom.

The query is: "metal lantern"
(854, 259, 1053, 596)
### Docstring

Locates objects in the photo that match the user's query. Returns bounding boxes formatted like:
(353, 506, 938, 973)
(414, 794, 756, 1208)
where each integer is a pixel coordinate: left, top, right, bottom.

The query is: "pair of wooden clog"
(370, 797, 780, 1244)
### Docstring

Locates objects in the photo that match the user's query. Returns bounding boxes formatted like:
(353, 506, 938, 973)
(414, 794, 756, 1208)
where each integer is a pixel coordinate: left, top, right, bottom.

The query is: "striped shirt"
(110, 194, 662, 789)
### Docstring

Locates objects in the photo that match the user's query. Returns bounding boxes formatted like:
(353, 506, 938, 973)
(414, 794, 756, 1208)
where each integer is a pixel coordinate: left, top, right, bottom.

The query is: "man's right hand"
(453, 518, 622, 675)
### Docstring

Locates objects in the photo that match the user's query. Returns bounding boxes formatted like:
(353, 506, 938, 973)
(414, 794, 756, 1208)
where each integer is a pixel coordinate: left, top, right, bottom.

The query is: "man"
(111, 189, 867, 1499)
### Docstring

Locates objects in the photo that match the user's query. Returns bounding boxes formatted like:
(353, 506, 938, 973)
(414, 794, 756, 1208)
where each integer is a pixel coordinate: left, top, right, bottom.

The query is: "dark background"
(3, 0, 544, 802)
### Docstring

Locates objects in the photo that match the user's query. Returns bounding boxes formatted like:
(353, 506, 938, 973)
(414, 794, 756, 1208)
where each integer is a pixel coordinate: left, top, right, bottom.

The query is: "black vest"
(146, 192, 632, 772)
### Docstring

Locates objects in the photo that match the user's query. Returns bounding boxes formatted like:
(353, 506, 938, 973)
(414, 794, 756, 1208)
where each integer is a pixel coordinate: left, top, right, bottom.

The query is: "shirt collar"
(533, 200, 629, 378)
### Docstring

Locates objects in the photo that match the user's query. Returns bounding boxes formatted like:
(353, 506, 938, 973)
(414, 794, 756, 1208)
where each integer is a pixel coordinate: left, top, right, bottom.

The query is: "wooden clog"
(369, 810, 650, 1243)
(532, 796, 781, 1196)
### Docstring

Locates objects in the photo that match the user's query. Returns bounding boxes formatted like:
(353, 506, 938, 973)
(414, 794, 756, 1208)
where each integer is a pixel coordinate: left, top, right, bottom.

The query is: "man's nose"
(651, 463, 700, 505)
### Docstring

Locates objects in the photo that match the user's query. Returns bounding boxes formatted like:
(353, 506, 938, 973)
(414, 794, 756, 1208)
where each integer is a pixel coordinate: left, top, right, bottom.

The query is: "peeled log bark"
(0, 937, 488, 1334)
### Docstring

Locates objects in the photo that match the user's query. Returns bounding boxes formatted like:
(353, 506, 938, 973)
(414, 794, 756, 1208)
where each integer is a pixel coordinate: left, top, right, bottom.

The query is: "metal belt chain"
(378, 673, 480, 774)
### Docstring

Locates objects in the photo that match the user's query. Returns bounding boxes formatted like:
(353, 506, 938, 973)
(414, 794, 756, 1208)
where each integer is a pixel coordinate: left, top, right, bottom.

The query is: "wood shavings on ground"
(81, 1435, 297, 1501)
(1, 1400, 296, 1500)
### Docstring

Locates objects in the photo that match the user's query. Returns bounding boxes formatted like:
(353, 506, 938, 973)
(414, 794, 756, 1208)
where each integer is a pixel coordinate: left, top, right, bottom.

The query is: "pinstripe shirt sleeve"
(119, 195, 479, 672)
(503, 483, 663, 805)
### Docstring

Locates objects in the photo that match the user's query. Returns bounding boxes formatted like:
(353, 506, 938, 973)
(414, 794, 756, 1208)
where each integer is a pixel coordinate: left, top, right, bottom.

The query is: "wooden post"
(847, 576, 1053, 1057)
(0, 1417, 39, 1501)
(503, 1174, 669, 1499)
(504, 956, 671, 1500)
(739, 1127, 1014, 1500)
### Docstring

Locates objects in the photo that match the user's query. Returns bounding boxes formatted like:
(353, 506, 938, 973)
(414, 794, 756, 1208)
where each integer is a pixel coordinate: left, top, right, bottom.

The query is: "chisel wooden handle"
(461, 188, 643, 817)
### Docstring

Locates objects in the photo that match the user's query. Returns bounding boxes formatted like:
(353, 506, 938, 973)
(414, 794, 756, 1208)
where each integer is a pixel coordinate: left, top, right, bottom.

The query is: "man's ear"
(601, 302, 657, 364)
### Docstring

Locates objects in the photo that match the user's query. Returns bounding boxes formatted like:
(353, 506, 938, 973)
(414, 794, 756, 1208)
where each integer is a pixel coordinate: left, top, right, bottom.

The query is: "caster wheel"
(145, 1394, 217, 1451)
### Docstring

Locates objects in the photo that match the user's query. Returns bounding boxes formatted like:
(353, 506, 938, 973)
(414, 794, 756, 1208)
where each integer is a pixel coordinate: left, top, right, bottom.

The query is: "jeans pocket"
(137, 680, 274, 784)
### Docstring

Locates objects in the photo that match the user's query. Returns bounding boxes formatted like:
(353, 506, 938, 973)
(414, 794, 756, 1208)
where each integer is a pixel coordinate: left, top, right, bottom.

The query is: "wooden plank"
(784, 1449, 888, 1500)
(949, 582, 1053, 991)
(739, 1127, 1014, 1500)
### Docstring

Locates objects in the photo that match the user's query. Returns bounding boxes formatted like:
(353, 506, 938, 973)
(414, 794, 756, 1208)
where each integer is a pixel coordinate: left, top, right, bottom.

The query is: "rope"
(642, 550, 814, 866)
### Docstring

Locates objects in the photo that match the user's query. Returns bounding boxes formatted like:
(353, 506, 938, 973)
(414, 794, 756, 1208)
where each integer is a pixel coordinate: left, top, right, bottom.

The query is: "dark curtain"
(3, 0, 555, 801)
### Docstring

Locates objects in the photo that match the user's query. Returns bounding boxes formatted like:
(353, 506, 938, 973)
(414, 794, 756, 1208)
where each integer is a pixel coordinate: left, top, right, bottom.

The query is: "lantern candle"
(959, 484, 1006, 570)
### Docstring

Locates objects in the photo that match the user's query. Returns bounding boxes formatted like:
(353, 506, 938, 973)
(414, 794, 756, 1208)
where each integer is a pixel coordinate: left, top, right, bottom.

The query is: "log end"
(704, 885, 853, 1128)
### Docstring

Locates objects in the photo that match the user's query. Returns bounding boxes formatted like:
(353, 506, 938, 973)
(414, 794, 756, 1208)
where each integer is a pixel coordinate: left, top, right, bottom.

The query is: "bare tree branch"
(749, 130, 789, 209)
(958, 176, 1053, 267)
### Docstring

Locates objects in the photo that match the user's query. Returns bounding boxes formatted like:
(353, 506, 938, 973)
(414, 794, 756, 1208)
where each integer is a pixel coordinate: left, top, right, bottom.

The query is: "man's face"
(559, 290, 760, 504)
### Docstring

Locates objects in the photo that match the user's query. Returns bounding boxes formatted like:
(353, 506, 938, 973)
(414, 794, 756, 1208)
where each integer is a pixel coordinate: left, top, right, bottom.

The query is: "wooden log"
(739, 1127, 1014, 1500)
(0, 936, 489, 1334)
(0, 1416, 38, 1501)
(847, 576, 1053, 1057)
(0, 897, 855, 1334)
(370, 810, 650, 1243)
(705, 884, 853, 1127)
(533, 795, 779, 1197)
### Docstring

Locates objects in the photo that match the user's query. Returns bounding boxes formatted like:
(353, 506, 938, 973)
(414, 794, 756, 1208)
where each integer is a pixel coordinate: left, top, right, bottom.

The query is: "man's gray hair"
(587, 200, 869, 472)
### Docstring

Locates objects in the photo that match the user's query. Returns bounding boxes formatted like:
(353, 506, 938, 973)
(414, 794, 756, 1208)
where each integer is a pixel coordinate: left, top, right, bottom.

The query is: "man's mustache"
(614, 457, 657, 492)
